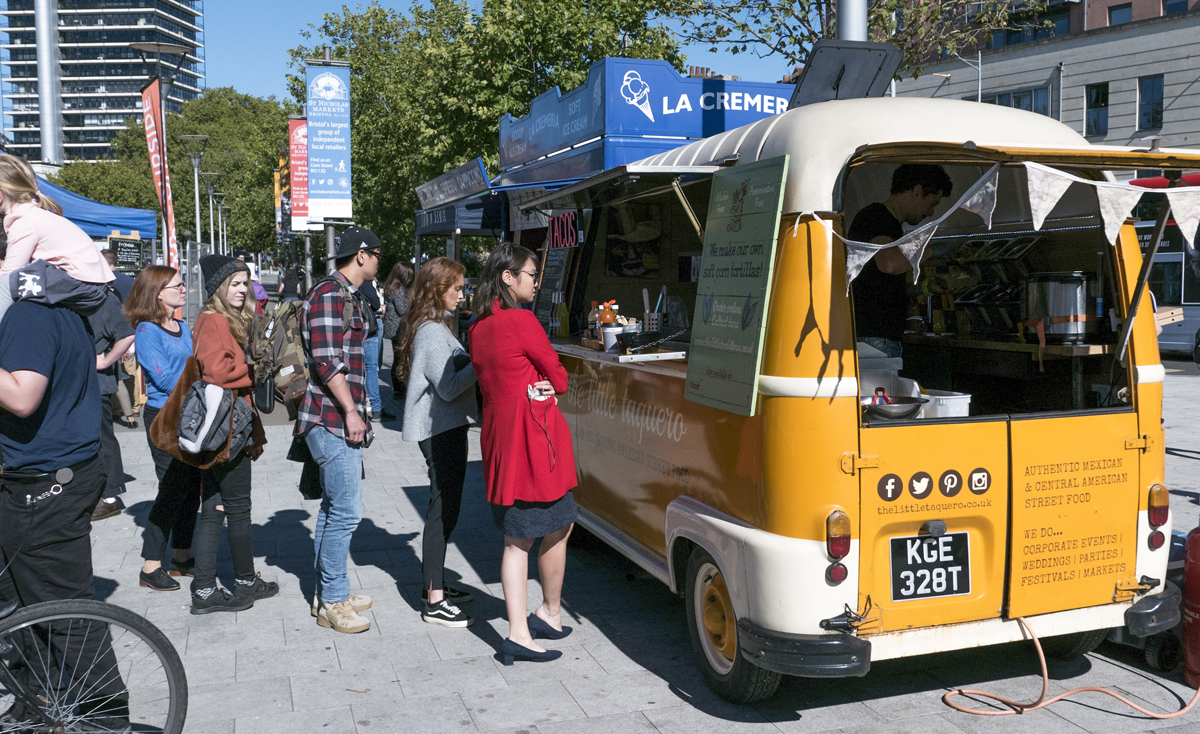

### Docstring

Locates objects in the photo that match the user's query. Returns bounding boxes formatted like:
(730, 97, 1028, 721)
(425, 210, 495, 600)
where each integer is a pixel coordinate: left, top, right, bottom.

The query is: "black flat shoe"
(500, 638, 562, 666)
(168, 558, 195, 578)
(527, 613, 572, 640)
(139, 568, 179, 591)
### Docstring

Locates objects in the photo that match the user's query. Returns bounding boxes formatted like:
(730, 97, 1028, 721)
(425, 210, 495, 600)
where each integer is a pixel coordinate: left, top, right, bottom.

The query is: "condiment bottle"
(588, 301, 600, 338)
(599, 301, 616, 326)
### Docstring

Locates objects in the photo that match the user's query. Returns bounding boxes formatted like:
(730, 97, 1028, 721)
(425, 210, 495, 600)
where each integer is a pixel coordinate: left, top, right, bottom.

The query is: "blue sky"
(204, 0, 794, 102)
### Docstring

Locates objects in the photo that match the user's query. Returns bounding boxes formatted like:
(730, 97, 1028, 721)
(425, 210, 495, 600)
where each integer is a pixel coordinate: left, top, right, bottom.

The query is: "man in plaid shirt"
(296, 226, 380, 634)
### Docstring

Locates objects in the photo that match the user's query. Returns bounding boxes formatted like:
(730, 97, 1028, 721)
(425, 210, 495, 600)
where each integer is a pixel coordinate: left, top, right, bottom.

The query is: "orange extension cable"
(943, 618, 1200, 718)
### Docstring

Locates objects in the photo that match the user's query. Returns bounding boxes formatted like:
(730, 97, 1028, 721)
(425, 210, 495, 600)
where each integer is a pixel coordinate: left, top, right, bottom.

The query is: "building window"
(979, 87, 1051, 117)
(1139, 75, 1164, 130)
(1086, 83, 1109, 136)
(1164, 0, 1188, 14)
(1108, 3, 1132, 24)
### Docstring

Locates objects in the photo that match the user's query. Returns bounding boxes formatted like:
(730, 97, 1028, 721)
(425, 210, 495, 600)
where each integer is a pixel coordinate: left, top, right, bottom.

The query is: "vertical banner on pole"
(141, 78, 179, 268)
(289, 119, 315, 231)
(305, 66, 352, 220)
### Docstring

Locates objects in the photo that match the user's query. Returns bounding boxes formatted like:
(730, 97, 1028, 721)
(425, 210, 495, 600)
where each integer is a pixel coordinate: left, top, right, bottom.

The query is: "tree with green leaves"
(676, 0, 1047, 77)
(286, 0, 684, 267)
(51, 87, 294, 253)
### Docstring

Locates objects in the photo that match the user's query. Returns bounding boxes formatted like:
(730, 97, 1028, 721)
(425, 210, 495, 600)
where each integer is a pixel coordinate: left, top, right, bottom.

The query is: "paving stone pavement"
(88, 361, 1200, 733)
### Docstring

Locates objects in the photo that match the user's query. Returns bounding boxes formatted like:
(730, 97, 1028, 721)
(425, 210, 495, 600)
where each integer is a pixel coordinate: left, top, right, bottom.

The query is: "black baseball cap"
(326, 226, 381, 260)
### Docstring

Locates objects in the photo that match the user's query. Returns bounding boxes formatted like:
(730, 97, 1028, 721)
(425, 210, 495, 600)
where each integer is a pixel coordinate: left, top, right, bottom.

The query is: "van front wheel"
(684, 547, 781, 703)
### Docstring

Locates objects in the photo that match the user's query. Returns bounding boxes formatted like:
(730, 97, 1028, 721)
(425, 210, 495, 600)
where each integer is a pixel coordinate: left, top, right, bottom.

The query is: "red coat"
(469, 303, 576, 506)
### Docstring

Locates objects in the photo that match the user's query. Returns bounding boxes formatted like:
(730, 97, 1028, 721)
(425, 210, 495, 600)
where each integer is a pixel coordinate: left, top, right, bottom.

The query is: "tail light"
(827, 510, 851, 559)
(1149, 484, 1169, 528)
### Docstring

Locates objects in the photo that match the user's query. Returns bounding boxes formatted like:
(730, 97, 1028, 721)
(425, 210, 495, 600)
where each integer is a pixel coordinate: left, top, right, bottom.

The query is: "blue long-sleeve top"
(135, 319, 193, 409)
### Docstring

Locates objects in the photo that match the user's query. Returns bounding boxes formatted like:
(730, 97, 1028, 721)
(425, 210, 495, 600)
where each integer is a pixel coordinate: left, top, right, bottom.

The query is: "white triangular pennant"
(1025, 163, 1074, 231)
(1095, 185, 1144, 245)
(844, 242, 887, 295)
(1166, 188, 1200, 250)
(959, 167, 999, 230)
(897, 222, 940, 283)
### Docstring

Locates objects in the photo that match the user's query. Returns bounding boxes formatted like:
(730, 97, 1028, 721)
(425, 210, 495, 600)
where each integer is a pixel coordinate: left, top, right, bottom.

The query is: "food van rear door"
(857, 419, 1010, 632)
(1005, 411, 1140, 617)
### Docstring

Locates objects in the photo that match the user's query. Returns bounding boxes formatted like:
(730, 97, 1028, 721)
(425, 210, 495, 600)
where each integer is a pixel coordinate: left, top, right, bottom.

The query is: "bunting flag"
(1095, 186, 1146, 245)
(1024, 162, 1075, 231)
(1166, 188, 1200, 249)
(897, 223, 940, 283)
(958, 166, 1000, 230)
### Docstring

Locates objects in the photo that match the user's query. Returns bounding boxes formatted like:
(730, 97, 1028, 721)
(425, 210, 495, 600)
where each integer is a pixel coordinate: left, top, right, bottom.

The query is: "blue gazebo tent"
(36, 176, 158, 239)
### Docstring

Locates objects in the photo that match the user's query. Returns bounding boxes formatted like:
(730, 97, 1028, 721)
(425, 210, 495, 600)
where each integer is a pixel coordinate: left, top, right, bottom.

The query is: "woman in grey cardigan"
(398, 257, 477, 628)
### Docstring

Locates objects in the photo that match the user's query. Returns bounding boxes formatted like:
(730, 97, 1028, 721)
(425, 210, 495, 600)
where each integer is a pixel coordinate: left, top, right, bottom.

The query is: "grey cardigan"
(401, 320, 477, 442)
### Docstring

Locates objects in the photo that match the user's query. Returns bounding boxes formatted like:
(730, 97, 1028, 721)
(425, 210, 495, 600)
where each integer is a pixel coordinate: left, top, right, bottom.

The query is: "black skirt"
(491, 491, 577, 539)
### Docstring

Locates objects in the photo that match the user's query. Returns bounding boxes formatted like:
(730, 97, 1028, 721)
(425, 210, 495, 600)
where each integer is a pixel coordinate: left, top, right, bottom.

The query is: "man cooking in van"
(850, 164, 953, 358)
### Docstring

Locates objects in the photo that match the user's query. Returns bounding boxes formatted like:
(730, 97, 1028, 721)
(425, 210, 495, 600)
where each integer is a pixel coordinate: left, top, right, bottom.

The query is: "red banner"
(289, 119, 314, 231)
(142, 79, 179, 268)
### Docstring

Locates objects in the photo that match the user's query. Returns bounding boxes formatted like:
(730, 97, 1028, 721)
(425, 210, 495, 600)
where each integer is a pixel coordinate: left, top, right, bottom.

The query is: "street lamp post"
(178, 136, 208, 261)
(213, 193, 226, 255)
(201, 171, 218, 250)
(954, 51, 983, 103)
(221, 204, 231, 255)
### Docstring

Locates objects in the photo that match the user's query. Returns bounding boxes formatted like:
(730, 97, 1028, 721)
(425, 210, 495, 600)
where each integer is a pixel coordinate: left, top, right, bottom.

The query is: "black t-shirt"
(88, 290, 136, 395)
(358, 280, 380, 337)
(0, 302, 101, 471)
(849, 202, 908, 343)
(281, 270, 302, 298)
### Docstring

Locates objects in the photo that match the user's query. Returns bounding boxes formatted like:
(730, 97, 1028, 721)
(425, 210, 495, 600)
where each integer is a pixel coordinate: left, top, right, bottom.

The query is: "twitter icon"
(909, 471, 933, 499)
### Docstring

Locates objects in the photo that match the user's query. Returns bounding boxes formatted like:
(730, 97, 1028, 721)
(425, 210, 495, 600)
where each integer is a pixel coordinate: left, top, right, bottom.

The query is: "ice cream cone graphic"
(621, 70, 655, 122)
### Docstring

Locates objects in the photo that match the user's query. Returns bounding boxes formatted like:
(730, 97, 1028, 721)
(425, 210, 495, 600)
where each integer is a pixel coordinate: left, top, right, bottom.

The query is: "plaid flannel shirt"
(294, 272, 373, 441)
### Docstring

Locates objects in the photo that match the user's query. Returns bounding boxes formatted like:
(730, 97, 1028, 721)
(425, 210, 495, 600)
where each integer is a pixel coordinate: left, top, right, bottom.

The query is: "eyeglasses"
(510, 269, 538, 280)
(365, 250, 381, 259)
(161, 283, 186, 292)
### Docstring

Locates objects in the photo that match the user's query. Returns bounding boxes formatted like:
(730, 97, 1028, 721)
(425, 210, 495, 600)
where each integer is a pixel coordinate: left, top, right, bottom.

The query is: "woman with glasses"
(126, 266, 201, 591)
(468, 244, 577, 665)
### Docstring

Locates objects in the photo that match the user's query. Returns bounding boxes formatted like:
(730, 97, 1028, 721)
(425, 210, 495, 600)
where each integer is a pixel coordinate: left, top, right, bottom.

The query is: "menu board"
(534, 246, 574, 325)
(684, 155, 789, 416)
(107, 236, 144, 276)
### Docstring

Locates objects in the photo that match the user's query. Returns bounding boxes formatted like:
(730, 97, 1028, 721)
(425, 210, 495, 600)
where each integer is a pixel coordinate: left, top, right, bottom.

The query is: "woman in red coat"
(469, 244, 576, 665)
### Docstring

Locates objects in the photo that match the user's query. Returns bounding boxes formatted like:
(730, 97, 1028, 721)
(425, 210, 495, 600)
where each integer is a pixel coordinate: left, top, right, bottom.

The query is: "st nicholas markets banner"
(305, 66, 353, 221)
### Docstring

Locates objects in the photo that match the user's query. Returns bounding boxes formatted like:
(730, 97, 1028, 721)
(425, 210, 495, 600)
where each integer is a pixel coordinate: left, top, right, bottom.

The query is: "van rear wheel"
(684, 547, 781, 703)
(1038, 628, 1110, 660)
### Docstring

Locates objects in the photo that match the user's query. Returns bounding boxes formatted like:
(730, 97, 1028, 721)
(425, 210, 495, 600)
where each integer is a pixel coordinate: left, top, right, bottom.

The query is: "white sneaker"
(317, 599, 371, 634)
(311, 593, 372, 617)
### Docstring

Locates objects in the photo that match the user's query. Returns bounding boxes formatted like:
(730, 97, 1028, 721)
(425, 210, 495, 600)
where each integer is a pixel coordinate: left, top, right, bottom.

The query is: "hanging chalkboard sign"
(534, 246, 574, 325)
(107, 236, 145, 276)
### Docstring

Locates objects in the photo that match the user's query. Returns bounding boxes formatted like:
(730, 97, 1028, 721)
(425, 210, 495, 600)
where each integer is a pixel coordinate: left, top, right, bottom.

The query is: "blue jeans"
(306, 427, 363, 604)
(364, 318, 382, 414)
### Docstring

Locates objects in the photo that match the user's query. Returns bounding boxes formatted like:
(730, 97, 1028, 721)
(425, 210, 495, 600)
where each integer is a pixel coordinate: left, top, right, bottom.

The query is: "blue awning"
(36, 176, 158, 239)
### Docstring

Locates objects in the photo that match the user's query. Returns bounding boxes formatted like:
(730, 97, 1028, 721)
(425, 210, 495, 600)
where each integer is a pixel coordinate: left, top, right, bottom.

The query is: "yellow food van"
(522, 96, 1196, 702)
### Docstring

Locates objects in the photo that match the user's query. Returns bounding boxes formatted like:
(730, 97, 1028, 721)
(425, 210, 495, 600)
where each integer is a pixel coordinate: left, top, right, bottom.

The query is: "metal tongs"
(871, 388, 893, 405)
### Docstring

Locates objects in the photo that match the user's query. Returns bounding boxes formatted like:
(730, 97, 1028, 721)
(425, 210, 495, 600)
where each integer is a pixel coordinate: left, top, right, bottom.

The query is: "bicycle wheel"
(0, 599, 187, 734)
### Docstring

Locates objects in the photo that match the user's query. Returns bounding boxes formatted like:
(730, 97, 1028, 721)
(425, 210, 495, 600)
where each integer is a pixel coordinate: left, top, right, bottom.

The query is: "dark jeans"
(419, 424, 469, 594)
(140, 405, 202, 561)
(0, 454, 128, 718)
(98, 397, 126, 500)
(190, 450, 256, 592)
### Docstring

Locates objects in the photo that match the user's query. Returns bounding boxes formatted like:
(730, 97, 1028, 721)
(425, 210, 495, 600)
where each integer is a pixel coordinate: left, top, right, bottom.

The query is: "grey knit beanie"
(200, 254, 249, 302)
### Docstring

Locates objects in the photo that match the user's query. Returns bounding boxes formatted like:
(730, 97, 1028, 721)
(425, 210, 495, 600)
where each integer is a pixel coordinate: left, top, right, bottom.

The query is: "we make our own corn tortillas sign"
(685, 155, 789, 416)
